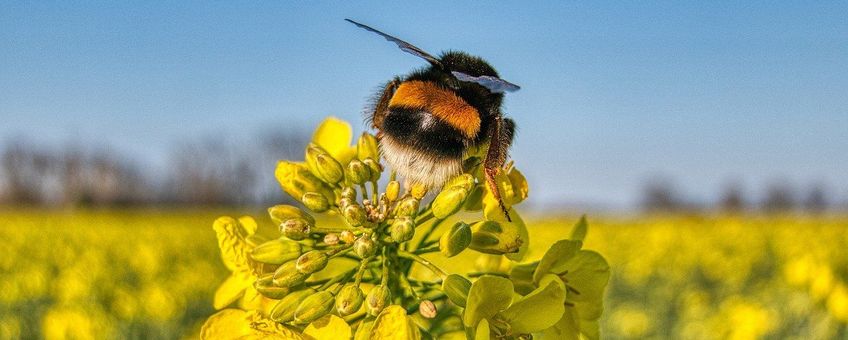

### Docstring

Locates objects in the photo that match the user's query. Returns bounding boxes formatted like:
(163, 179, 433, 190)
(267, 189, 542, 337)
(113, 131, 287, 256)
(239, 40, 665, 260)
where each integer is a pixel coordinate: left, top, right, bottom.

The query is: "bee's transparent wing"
(346, 19, 443, 68)
(451, 71, 521, 93)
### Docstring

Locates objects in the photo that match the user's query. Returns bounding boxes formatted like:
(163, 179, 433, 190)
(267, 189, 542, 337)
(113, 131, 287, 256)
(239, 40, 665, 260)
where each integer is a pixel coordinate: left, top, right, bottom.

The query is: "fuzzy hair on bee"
(346, 19, 519, 220)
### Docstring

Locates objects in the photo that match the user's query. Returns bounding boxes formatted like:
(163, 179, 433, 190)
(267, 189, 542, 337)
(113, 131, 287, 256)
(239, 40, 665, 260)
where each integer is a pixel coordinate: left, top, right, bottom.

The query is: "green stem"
(397, 250, 447, 279)
(319, 265, 358, 291)
(413, 218, 445, 251)
(370, 181, 379, 201)
(354, 256, 374, 286)
(413, 246, 440, 255)
(467, 271, 509, 278)
(381, 247, 390, 286)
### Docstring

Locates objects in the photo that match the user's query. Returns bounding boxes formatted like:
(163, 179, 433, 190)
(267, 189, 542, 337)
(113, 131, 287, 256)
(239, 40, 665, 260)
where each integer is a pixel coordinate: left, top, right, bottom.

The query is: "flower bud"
(273, 261, 310, 288)
(296, 250, 329, 274)
(335, 284, 365, 316)
(357, 132, 380, 161)
(250, 238, 302, 265)
(445, 174, 475, 191)
(432, 187, 468, 219)
(323, 233, 340, 246)
(340, 230, 356, 244)
(367, 284, 391, 316)
(390, 217, 415, 243)
(254, 273, 290, 299)
(343, 204, 367, 227)
(294, 291, 336, 324)
(301, 192, 330, 213)
(304, 143, 326, 180)
(275, 161, 334, 204)
(270, 288, 315, 322)
(268, 205, 315, 226)
(346, 159, 370, 185)
(354, 236, 377, 258)
(468, 220, 523, 255)
(463, 185, 485, 212)
(439, 222, 472, 257)
(341, 187, 357, 201)
(410, 183, 427, 199)
(441, 274, 472, 307)
(316, 153, 344, 184)
(419, 300, 437, 319)
(385, 181, 400, 202)
(280, 218, 311, 240)
(393, 197, 419, 218)
(362, 158, 382, 182)
(338, 198, 354, 210)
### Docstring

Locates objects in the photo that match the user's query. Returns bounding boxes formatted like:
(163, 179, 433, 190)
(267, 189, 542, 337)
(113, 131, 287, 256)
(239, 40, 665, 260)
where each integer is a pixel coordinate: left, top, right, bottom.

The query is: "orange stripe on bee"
(389, 80, 481, 138)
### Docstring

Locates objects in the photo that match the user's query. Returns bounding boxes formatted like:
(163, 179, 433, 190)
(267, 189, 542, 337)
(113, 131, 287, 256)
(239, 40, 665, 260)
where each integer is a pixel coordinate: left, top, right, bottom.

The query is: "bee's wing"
(451, 71, 521, 93)
(346, 19, 443, 68)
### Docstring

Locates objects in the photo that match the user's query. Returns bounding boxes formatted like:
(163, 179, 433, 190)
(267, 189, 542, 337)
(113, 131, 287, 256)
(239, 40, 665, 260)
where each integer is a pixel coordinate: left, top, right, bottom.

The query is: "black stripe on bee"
(380, 106, 468, 159)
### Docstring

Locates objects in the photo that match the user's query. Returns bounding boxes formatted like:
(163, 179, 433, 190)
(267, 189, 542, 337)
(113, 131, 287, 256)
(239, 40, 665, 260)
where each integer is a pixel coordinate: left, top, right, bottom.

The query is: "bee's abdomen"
(381, 106, 466, 159)
(388, 81, 481, 138)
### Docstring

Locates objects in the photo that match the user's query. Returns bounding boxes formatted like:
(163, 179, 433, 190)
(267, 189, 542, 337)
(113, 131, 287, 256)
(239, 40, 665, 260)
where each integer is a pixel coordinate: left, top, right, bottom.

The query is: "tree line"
(0, 128, 309, 208)
(641, 176, 844, 213)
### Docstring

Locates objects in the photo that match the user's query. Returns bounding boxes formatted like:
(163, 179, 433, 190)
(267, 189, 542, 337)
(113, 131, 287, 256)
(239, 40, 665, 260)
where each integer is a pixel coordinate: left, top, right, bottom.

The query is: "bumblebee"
(347, 19, 520, 220)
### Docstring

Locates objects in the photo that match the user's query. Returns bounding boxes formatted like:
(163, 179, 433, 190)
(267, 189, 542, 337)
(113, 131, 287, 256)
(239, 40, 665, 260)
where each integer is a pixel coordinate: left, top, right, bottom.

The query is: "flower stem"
(397, 250, 447, 279)
(413, 218, 445, 251)
(413, 246, 440, 255)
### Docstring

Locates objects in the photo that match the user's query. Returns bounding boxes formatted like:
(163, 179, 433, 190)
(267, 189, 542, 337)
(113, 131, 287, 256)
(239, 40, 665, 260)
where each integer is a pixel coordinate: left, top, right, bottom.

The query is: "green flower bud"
(343, 204, 367, 227)
(441, 274, 472, 307)
(280, 218, 311, 240)
(335, 284, 365, 316)
(362, 158, 382, 182)
(468, 220, 523, 255)
(432, 187, 468, 219)
(301, 192, 331, 213)
(250, 238, 302, 264)
(275, 161, 334, 204)
(270, 288, 315, 322)
(439, 221, 472, 257)
(463, 185, 485, 212)
(294, 291, 335, 324)
(323, 233, 340, 246)
(254, 273, 290, 299)
(341, 187, 357, 201)
(386, 181, 400, 202)
(357, 132, 380, 161)
(393, 196, 419, 218)
(419, 300, 437, 319)
(272, 261, 310, 288)
(390, 217, 415, 243)
(445, 174, 475, 191)
(340, 230, 356, 244)
(346, 159, 370, 185)
(366, 284, 391, 316)
(304, 143, 326, 180)
(316, 153, 344, 184)
(295, 250, 329, 274)
(268, 205, 315, 226)
(354, 236, 377, 258)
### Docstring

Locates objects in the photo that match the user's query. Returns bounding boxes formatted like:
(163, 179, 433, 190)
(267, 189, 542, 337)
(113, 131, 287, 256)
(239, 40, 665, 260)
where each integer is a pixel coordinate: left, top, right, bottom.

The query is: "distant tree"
(640, 176, 685, 212)
(802, 183, 829, 213)
(761, 181, 796, 212)
(719, 181, 746, 212)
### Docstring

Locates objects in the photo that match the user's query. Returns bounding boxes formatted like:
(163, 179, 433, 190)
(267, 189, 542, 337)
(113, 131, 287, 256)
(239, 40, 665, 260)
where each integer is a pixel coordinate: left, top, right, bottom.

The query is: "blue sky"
(2, 2, 847, 208)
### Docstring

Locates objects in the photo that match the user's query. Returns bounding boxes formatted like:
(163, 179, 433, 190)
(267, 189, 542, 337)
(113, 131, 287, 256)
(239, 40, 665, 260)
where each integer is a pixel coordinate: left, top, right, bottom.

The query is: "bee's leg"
(369, 77, 402, 130)
(483, 116, 515, 222)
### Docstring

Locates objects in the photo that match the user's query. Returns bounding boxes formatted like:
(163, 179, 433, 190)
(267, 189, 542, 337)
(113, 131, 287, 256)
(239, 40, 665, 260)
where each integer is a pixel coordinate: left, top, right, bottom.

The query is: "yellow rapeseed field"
(1, 210, 846, 339)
